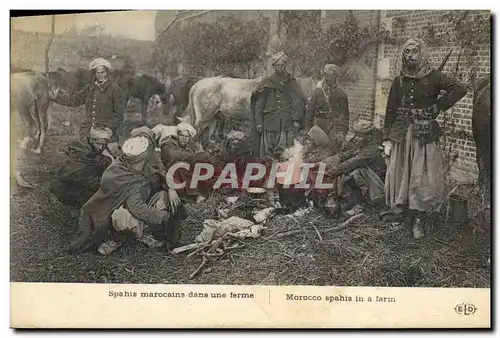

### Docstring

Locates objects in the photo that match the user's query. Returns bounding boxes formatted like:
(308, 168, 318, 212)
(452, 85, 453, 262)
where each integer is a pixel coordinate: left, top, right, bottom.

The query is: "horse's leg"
(141, 99, 147, 126)
(207, 119, 218, 144)
(19, 105, 34, 150)
(33, 99, 50, 154)
(194, 122, 207, 148)
(218, 116, 225, 141)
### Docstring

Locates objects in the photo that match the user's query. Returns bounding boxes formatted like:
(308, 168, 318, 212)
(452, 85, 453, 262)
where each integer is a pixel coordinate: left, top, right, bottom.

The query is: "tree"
(45, 15, 55, 77)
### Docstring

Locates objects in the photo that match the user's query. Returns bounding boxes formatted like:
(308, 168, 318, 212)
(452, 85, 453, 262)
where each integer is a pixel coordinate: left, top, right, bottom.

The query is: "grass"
(9, 106, 491, 287)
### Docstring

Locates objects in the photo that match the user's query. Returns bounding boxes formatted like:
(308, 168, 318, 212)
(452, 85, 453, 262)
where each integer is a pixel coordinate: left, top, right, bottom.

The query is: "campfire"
(276, 140, 309, 209)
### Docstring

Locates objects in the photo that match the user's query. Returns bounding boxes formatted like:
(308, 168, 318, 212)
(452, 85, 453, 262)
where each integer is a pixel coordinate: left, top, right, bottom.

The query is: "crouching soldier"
(324, 120, 386, 214)
(160, 122, 211, 203)
(49, 125, 113, 210)
(67, 126, 186, 255)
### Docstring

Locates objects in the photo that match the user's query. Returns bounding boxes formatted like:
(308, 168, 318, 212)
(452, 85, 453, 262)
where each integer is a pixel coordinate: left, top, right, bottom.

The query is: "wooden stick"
(206, 233, 230, 254)
(311, 222, 323, 242)
(172, 242, 207, 254)
(189, 254, 208, 280)
(186, 242, 212, 258)
(320, 213, 365, 234)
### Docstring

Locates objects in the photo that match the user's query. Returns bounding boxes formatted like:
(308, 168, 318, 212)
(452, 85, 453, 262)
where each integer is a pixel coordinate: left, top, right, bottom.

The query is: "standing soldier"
(383, 37, 467, 239)
(305, 64, 350, 151)
(251, 51, 306, 160)
(50, 57, 125, 156)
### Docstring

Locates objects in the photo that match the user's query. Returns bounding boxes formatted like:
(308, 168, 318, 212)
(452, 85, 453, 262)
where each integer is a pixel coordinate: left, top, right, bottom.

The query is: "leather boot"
(403, 210, 416, 232)
(413, 212, 425, 240)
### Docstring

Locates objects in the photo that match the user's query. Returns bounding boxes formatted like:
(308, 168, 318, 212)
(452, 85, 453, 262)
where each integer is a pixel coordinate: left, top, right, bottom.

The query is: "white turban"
(122, 136, 149, 162)
(152, 124, 177, 145)
(177, 122, 197, 137)
(89, 57, 111, 71)
(227, 130, 245, 141)
(89, 126, 113, 140)
(323, 64, 340, 75)
(271, 51, 288, 66)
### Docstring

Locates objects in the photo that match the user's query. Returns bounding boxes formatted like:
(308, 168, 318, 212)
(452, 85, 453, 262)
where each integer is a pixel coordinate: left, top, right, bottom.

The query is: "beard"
(404, 58, 418, 70)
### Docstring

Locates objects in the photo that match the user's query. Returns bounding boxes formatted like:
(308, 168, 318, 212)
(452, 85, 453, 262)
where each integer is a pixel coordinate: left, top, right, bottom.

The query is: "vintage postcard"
(9, 9, 491, 328)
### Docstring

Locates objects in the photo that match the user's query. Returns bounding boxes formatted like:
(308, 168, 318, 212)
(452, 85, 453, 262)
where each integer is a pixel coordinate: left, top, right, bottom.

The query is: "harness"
(396, 76, 436, 140)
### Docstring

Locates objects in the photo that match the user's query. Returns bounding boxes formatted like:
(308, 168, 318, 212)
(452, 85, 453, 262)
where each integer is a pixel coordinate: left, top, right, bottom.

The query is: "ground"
(10, 105, 491, 287)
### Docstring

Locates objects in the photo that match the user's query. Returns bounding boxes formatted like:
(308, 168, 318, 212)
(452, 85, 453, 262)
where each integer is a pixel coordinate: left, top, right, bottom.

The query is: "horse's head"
(47, 68, 79, 94)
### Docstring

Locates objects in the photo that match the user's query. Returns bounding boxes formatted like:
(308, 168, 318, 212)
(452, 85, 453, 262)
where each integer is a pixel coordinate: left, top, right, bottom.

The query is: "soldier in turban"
(50, 57, 125, 156)
(383, 37, 467, 239)
(67, 127, 186, 255)
(321, 119, 386, 216)
(305, 64, 350, 152)
(251, 51, 307, 160)
(160, 122, 210, 203)
(49, 125, 114, 210)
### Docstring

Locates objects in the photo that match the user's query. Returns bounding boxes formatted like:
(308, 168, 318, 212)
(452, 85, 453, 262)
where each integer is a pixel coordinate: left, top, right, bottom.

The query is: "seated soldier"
(302, 125, 335, 162)
(300, 125, 337, 207)
(324, 119, 387, 214)
(160, 122, 210, 202)
(49, 125, 113, 210)
(67, 126, 186, 255)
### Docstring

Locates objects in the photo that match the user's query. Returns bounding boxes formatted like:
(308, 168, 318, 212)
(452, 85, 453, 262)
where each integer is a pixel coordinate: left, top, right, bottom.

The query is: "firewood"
(320, 213, 365, 234)
(189, 253, 208, 280)
(172, 242, 207, 254)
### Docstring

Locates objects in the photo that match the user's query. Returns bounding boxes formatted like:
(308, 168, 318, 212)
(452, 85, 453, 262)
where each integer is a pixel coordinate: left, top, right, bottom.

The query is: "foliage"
(279, 11, 392, 78)
(419, 10, 490, 88)
(153, 15, 270, 77)
(59, 24, 151, 72)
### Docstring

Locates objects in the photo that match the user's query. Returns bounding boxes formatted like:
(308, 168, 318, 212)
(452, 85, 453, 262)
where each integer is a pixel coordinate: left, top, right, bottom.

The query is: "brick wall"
(379, 10, 490, 178)
(321, 10, 380, 129)
(156, 10, 491, 178)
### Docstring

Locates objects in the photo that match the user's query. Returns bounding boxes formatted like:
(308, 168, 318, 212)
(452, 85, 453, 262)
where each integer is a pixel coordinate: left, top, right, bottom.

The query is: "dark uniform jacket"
(54, 79, 125, 141)
(253, 73, 306, 132)
(49, 139, 112, 208)
(383, 70, 467, 144)
(305, 83, 350, 134)
(327, 129, 386, 179)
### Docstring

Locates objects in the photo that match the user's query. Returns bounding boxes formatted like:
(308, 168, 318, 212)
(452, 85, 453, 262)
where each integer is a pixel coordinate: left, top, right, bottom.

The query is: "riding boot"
(413, 211, 425, 240)
(403, 209, 416, 233)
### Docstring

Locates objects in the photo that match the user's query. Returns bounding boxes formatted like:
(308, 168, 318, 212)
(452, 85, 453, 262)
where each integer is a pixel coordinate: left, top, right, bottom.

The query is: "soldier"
(383, 37, 467, 239)
(50, 57, 125, 157)
(252, 51, 307, 160)
(305, 64, 350, 150)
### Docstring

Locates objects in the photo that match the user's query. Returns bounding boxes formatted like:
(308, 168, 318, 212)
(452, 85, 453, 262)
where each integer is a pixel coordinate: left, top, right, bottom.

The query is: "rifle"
(437, 49, 453, 72)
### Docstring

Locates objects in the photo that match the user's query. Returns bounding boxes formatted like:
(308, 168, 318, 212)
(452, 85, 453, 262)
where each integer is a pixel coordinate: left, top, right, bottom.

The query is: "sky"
(11, 10, 159, 41)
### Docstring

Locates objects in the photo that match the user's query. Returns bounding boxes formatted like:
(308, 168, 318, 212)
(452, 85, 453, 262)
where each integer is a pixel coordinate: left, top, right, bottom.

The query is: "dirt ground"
(10, 105, 491, 287)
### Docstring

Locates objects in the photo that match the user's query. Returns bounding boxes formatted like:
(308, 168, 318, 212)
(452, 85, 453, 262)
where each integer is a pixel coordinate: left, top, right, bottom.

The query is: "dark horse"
(472, 75, 491, 210)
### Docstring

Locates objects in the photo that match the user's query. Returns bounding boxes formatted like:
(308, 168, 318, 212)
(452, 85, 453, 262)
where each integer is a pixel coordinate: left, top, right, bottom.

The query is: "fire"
(277, 139, 305, 186)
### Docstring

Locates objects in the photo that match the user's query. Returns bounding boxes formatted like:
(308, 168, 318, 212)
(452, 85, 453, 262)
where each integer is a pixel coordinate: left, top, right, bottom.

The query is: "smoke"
(281, 139, 304, 163)
(276, 139, 305, 186)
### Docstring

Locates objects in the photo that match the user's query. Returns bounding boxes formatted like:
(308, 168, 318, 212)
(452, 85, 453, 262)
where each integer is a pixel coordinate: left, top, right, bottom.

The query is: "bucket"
(445, 183, 476, 230)
(446, 194, 469, 229)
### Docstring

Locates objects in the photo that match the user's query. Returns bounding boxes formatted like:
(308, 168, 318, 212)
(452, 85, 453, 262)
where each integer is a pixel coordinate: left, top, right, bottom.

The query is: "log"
(320, 213, 365, 234)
